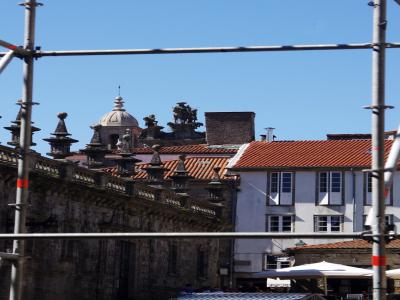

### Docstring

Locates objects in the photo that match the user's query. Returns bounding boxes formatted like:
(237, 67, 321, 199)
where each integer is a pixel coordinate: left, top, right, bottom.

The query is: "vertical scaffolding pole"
(371, 0, 387, 299)
(9, 1, 37, 300)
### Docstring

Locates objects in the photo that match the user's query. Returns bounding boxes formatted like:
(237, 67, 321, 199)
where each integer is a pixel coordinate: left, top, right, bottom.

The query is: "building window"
(367, 172, 372, 193)
(281, 173, 292, 193)
(364, 172, 392, 205)
(314, 215, 343, 232)
(197, 249, 208, 278)
(263, 255, 291, 270)
(331, 172, 341, 192)
(168, 243, 178, 275)
(363, 214, 394, 229)
(319, 172, 328, 193)
(268, 172, 294, 205)
(266, 215, 293, 232)
(317, 171, 343, 205)
(271, 172, 279, 193)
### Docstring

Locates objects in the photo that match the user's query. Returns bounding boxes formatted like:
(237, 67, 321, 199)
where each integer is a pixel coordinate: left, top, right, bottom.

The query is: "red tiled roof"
(233, 140, 393, 169)
(289, 239, 400, 250)
(103, 156, 232, 181)
(131, 144, 238, 155)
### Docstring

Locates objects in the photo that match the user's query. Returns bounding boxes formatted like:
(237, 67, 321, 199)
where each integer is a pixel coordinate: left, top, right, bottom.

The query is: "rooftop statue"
(169, 102, 203, 130)
(143, 114, 158, 128)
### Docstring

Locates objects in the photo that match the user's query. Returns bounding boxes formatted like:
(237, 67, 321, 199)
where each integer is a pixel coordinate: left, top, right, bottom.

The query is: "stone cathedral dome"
(99, 96, 139, 127)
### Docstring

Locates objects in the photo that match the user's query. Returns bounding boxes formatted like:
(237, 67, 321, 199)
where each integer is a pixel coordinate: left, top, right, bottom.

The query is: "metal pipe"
(0, 50, 14, 74)
(371, 0, 387, 299)
(0, 232, 370, 240)
(0, 42, 388, 58)
(9, 1, 37, 300)
(0, 39, 30, 56)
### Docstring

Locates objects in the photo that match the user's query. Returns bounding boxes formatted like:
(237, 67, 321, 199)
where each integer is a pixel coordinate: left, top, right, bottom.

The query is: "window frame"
(263, 254, 292, 270)
(267, 172, 295, 206)
(316, 171, 344, 206)
(266, 215, 294, 232)
(314, 215, 343, 232)
(363, 172, 393, 206)
(363, 214, 394, 230)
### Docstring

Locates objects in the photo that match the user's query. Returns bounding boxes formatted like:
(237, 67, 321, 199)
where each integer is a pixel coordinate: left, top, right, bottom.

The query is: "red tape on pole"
(16, 179, 29, 189)
(372, 256, 387, 266)
(384, 188, 390, 198)
(7, 44, 17, 50)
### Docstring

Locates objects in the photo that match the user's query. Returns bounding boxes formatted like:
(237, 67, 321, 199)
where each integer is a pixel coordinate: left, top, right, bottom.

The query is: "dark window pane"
(269, 216, 280, 232)
(266, 255, 277, 269)
(282, 216, 292, 232)
(319, 172, 328, 193)
(281, 173, 292, 193)
(271, 173, 278, 193)
(280, 261, 290, 269)
(331, 172, 341, 192)
(330, 216, 341, 232)
(315, 216, 328, 232)
(368, 173, 372, 193)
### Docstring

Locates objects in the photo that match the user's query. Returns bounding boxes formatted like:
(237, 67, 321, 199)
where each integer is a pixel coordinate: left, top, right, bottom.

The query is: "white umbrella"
(387, 269, 400, 279)
(254, 261, 373, 296)
(254, 261, 373, 279)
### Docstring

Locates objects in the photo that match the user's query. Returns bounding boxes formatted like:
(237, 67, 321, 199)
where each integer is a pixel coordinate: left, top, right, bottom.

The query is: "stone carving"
(171, 102, 202, 128)
(143, 114, 158, 128)
(139, 101, 205, 146)
(168, 102, 203, 139)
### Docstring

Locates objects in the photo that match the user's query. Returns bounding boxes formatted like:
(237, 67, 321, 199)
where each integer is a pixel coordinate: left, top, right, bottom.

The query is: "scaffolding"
(0, 1, 397, 299)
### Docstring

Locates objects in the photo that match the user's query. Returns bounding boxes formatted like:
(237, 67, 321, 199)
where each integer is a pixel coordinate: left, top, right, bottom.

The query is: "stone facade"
(205, 112, 255, 145)
(0, 146, 224, 300)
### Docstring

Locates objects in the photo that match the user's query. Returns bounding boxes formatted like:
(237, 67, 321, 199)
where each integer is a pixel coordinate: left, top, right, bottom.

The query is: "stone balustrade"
(0, 145, 218, 219)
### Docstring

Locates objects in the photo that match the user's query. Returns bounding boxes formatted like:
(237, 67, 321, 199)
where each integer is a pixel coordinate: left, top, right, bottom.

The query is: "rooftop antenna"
(118, 85, 121, 97)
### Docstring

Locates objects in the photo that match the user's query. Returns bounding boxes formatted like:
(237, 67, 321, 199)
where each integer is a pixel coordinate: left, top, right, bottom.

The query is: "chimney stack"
(265, 127, 275, 142)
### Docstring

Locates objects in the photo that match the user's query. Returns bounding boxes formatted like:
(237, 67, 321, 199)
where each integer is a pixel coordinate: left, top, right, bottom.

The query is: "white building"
(228, 139, 399, 284)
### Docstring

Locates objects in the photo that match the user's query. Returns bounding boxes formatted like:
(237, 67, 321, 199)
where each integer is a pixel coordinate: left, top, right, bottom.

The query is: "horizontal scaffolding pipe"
(2, 43, 400, 58)
(0, 232, 375, 240)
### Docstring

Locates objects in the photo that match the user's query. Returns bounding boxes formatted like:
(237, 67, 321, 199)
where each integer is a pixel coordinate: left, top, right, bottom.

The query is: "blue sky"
(1, 0, 400, 155)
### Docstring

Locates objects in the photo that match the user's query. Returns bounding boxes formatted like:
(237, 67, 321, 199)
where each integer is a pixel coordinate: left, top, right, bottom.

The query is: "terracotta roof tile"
(131, 144, 238, 155)
(103, 156, 233, 181)
(290, 239, 400, 250)
(233, 140, 393, 169)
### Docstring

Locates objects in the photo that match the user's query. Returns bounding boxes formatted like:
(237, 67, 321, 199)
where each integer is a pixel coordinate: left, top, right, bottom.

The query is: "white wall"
(234, 169, 400, 276)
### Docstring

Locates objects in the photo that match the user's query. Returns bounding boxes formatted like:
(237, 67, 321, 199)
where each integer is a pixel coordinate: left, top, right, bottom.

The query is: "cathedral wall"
(0, 159, 221, 300)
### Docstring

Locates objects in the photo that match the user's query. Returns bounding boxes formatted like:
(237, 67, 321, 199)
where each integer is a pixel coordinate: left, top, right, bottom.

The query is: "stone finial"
(80, 124, 110, 168)
(54, 112, 69, 135)
(150, 144, 162, 166)
(144, 144, 166, 185)
(89, 124, 103, 144)
(43, 112, 78, 159)
(210, 166, 221, 183)
(114, 129, 141, 177)
(4, 102, 40, 148)
(206, 166, 225, 217)
(170, 154, 191, 194)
